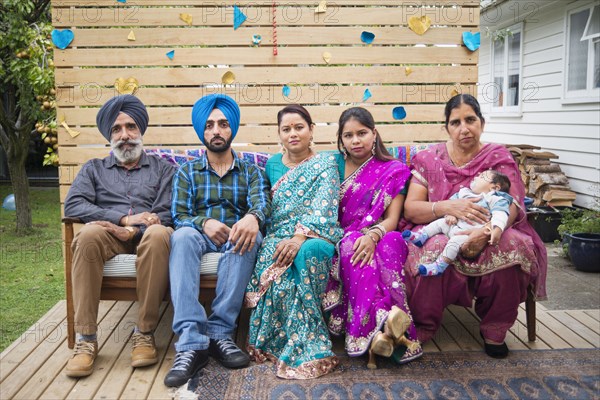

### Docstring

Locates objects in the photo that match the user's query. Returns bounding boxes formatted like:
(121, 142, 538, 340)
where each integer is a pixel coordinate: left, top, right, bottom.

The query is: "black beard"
(205, 136, 233, 153)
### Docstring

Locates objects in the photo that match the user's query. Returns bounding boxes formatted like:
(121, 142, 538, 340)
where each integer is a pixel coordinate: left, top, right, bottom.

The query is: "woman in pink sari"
(402, 94, 547, 358)
(324, 107, 422, 369)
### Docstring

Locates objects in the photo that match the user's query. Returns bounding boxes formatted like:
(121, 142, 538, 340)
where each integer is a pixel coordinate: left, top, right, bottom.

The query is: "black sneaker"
(208, 338, 250, 369)
(164, 349, 209, 387)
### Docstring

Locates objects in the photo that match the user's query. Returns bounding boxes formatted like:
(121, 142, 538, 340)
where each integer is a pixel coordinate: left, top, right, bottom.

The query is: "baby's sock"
(401, 230, 429, 247)
(418, 258, 449, 276)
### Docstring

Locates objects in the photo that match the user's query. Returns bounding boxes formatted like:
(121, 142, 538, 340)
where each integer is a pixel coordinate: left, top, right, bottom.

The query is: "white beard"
(111, 138, 143, 164)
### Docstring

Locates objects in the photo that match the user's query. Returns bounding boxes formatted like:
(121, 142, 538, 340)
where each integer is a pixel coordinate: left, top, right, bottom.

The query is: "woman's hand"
(351, 235, 376, 268)
(447, 198, 490, 225)
(273, 235, 305, 268)
(456, 226, 490, 258)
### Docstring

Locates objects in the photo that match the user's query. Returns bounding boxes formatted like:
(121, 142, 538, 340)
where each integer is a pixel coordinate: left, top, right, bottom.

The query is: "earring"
(310, 137, 314, 149)
(280, 143, 286, 153)
(342, 148, 348, 159)
(372, 140, 376, 156)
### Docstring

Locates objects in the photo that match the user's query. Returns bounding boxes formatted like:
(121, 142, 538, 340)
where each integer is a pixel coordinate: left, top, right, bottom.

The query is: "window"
(564, 4, 600, 101)
(491, 23, 523, 113)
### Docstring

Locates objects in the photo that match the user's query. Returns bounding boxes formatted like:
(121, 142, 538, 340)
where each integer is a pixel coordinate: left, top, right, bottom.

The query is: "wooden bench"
(63, 147, 537, 349)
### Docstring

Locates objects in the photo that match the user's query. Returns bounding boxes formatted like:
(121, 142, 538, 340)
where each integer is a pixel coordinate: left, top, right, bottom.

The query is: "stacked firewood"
(506, 144, 576, 207)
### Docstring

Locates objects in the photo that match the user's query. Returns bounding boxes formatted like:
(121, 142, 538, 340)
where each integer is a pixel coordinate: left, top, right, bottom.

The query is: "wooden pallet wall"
(52, 0, 480, 201)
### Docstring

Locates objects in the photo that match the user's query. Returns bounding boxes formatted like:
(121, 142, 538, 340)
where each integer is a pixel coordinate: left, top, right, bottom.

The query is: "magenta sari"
(323, 157, 417, 356)
(401, 143, 547, 343)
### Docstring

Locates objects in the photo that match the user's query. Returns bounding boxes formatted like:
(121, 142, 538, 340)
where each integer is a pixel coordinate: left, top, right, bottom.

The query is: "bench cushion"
(103, 252, 221, 278)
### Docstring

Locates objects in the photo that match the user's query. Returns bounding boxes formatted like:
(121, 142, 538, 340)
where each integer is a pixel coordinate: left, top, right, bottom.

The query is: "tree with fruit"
(0, 0, 54, 234)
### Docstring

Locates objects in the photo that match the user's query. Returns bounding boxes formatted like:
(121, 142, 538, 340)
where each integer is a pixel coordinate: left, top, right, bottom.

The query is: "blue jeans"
(169, 226, 262, 351)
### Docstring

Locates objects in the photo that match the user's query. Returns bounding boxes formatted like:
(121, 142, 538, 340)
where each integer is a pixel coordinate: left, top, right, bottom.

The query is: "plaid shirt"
(171, 150, 271, 231)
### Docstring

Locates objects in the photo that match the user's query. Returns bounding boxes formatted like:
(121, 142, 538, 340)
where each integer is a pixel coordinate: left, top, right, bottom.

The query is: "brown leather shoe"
(131, 332, 158, 367)
(65, 340, 98, 377)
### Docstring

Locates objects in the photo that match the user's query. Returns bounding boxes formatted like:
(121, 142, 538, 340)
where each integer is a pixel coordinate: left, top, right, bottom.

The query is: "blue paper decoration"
(282, 85, 291, 97)
(51, 29, 74, 50)
(361, 31, 375, 44)
(117, 0, 126, 3)
(392, 106, 407, 120)
(462, 32, 481, 51)
(363, 88, 372, 102)
(233, 5, 247, 30)
(166, 50, 175, 60)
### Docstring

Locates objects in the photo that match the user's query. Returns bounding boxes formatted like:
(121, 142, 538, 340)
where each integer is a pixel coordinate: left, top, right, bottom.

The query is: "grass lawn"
(0, 184, 64, 352)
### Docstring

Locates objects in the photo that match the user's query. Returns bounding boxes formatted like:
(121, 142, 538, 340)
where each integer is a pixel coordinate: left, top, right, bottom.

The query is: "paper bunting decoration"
(222, 71, 236, 84)
(234, 6, 247, 30)
(322, 51, 332, 64)
(166, 50, 175, 60)
(180, 13, 193, 26)
(451, 88, 460, 97)
(408, 16, 432, 35)
(361, 31, 375, 44)
(404, 66, 413, 76)
(462, 32, 481, 51)
(252, 34, 262, 46)
(59, 115, 81, 138)
(392, 106, 407, 120)
(114, 77, 139, 95)
(127, 30, 136, 41)
(117, 0, 126, 3)
(282, 85, 291, 97)
(315, 1, 327, 14)
(362, 89, 372, 102)
(51, 29, 74, 49)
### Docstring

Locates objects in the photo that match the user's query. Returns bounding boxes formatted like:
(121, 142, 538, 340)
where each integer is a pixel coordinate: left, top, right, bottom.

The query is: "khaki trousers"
(71, 224, 173, 335)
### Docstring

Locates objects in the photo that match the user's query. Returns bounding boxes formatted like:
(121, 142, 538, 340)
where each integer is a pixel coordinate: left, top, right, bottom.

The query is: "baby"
(403, 170, 513, 276)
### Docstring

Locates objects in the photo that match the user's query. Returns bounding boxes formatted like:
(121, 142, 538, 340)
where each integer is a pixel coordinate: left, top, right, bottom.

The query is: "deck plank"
(65, 301, 136, 400)
(546, 310, 600, 347)
(2, 300, 598, 400)
(0, 301, 65, 382)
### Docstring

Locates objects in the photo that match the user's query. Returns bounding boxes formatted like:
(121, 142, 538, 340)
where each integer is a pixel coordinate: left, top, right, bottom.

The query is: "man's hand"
(445, 215, 458, 225)
(229, 214, 260, 255)
(456, 227, 489, 258)
(89, 220, 132, 242)
(203, 219, 231, 247)
(120, 212, 161, 227)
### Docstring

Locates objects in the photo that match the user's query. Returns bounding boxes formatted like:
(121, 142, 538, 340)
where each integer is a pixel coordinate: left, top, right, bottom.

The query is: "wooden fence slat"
(59, 104, 447, 126)
(52, 0, 480, 7)
(55, 66, 477, 87)
(54, 47, 477, 68)
(52, 6, 479, 28)
(70, 26, 469, 47)
(55, 84, 477, 107)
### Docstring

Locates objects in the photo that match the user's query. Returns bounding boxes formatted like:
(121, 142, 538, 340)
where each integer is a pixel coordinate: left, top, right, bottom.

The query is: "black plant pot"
(567, 233, 600, 272)
(527, 206, 577, 243)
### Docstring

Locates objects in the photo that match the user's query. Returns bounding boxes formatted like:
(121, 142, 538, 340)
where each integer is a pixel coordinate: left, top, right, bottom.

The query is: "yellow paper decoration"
(114, 77, 139, 95)
(222, 71, 236, 84)
(315, 1, 327, 14)
(451, 89, 460, 97)
(322, 51, 332, 64)
(180, 13, 193, 26)
(408, 16, 432, 35)
(404, 67, 413, 76)
(127, 30, 136, 41)
(58, 116, 80, 138)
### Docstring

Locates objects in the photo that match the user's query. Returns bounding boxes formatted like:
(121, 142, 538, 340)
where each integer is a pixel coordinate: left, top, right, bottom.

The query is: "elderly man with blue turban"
(165, 94, 271, 387)
(64, 95, 176, 378)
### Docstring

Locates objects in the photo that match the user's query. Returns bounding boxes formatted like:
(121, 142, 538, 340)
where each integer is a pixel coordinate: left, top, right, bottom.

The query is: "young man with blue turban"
(64, 95, 176, 377)
(164, 94, 271, 387)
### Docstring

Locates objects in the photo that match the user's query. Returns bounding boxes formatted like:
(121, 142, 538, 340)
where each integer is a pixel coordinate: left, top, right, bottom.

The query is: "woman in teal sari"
(245, 104, 343, 379)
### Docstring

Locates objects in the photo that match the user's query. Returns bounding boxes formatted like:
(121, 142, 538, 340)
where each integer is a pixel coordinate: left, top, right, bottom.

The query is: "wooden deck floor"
(1, 300, 599, 400)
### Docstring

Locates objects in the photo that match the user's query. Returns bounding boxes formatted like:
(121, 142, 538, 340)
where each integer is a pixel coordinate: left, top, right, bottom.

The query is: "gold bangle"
(366, 232, 378, 243)
(432, 202, 438, 218)
(125, 215, 129, 226)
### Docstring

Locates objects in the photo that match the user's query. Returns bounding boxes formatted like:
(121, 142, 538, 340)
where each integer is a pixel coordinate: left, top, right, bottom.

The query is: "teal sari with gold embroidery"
(245, 153, 343, 379)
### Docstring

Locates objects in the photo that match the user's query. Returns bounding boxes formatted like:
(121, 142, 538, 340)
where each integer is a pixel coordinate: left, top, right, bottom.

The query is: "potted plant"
(557, 204, 600, 272)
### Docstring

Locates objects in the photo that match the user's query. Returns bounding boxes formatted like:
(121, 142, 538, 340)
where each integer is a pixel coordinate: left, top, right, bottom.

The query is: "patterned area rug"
(175, 349, 600, 400)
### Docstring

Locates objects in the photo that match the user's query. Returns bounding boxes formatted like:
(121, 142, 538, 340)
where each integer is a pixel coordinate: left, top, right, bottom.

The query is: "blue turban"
(96, 95, 149, 141)
(191, 94, 240, 145)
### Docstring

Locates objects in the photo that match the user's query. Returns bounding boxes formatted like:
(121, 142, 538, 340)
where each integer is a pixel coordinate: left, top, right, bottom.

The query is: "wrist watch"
(124, 226, 136, 241)
(248, 211, 262, 225)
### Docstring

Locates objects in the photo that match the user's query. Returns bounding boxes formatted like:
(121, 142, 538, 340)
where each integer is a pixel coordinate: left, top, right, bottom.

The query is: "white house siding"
(478, 0, 600, 208)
